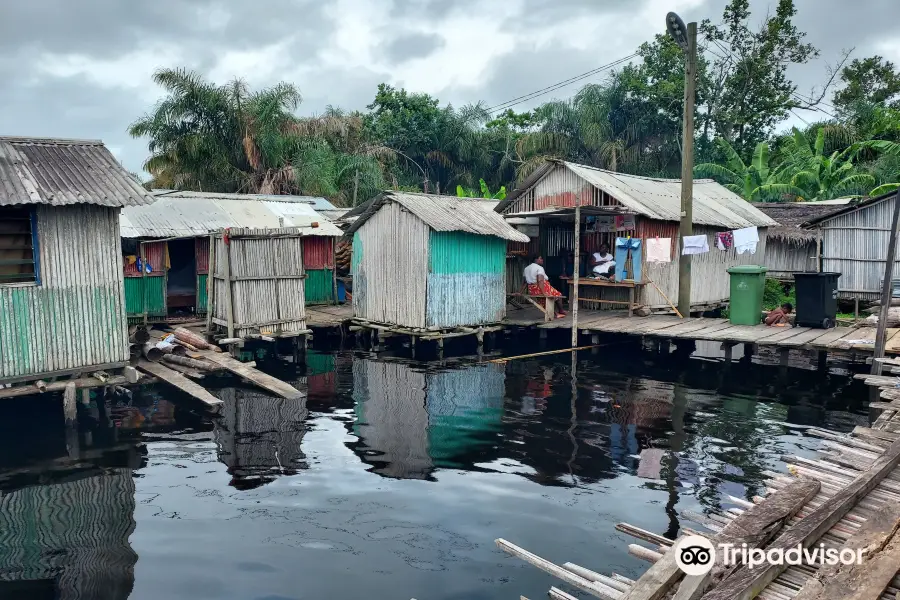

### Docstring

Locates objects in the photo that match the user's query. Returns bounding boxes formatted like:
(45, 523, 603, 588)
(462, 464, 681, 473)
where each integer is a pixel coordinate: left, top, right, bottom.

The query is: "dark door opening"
(166, 238, 197, 317)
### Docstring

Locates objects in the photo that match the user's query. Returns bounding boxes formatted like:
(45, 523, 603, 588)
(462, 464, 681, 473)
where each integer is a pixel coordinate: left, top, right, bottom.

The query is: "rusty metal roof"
(0, 136, 154, 207)
(345, 191, 530, 242)
(499, 160, 777, 229)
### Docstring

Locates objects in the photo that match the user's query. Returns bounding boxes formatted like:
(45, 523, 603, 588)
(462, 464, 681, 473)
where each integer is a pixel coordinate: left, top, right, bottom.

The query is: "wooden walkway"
(306, 304, 353, 328)
(498, 371, 900, 600)
(505, 308, 900, 355)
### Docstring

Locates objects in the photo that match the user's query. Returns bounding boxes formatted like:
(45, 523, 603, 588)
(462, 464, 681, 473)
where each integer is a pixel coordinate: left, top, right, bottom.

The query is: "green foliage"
(763, 279, 795, 311)
(834, 56, 900, 114)
(456, 179, 507, 200)
(694, 138, 804, 201)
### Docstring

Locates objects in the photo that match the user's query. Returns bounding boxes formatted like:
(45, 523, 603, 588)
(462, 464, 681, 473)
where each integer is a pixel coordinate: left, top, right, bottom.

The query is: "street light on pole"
(667, 11, 697, 318)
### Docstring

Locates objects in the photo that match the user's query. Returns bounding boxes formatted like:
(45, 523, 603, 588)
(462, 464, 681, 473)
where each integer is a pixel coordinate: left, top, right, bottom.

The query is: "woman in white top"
(591, 244, 616, 280)
(522, 256, 566, 318)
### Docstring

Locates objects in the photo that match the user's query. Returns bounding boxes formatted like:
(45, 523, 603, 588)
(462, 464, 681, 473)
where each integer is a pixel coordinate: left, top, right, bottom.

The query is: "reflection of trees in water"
(350, 359, 505, 480)
(0, 469, 137, 600)
(214, 386, 309, 490)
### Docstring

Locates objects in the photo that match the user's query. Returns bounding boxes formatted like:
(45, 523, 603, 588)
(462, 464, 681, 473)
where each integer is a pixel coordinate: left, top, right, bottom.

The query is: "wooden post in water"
(223, 231, 235, 340)
(572, 203, 580, 348)
(206, 233, 216, 339)
(872, 189, 900, 376)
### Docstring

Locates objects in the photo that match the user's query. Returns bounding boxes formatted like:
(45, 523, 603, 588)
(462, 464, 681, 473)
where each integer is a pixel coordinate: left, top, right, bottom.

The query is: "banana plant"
(694, 138, 804, 201)
(456, 178, 507, 200)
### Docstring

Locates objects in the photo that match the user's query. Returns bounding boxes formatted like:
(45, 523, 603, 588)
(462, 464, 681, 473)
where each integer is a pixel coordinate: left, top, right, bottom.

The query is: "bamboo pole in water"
(572, 204, 580, 348)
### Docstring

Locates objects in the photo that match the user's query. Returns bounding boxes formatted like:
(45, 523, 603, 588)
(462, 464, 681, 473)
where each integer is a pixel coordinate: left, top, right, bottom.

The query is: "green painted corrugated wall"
(304, 269, 335, 304)
(197, 274, 208, 314)
(124, 276, 166, 321)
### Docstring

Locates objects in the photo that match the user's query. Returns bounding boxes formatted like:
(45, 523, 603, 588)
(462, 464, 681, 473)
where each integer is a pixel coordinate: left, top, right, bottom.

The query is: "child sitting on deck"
(765, 303, 793, 326)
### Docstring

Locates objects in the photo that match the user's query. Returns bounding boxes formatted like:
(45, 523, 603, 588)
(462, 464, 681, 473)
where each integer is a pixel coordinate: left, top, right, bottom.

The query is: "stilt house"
(119, 190, 343, 324)
(0, 136, 153, 385)
(496, 161, 776, 311)
(346, 192, 529, 330)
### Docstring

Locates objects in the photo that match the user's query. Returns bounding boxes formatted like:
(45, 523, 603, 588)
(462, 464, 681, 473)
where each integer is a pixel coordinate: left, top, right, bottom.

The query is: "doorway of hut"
(166, 238, 198, 319)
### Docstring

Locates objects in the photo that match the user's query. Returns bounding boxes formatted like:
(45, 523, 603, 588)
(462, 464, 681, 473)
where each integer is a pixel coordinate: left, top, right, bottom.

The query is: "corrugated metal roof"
(0, 136, 154, 207)
(498, 160, 776, 229)
(346, 191, 530, 242)
(803, 191, 896, 226)
(151, 189, 337, 210)
(120, 192, 343, 238)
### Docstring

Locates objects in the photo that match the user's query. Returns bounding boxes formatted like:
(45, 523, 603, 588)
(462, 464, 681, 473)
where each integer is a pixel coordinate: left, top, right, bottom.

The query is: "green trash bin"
(727, 265, 768, 325)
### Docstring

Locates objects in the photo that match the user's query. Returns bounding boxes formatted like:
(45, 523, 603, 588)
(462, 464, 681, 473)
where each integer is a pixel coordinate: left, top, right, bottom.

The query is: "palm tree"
(778, 128, 880, 200)
(694, 138, 804, 202)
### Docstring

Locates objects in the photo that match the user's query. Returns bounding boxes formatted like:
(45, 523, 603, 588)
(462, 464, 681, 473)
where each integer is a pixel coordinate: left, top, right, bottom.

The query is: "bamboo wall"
(211, 229, 307, 338)
(352, 202, 430, 328)
(0, 470, 137, 599)
(0, 204, 130, 382)
(763, 238, 817, 280)
(637, 222, 769, 309)
(817, 195, 900, 300)
(214, 386, 308, 482)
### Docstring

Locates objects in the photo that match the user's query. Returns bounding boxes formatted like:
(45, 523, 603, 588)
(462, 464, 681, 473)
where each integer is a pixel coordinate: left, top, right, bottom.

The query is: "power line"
(484, 53, 639, 114)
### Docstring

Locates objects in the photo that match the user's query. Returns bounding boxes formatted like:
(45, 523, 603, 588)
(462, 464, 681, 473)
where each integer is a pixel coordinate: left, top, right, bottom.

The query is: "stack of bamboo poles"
(131, 327, 228, 380)
(336, 241, 352, 274)
(498, 415, 900, 600)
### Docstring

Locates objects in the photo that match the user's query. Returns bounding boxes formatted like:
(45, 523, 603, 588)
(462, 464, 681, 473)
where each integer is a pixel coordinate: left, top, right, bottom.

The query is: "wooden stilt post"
(206, 234, 216, 339)
(572, 203, 580, 349)
(222, 232, 235, 340)
(63, 381, 77, 427)
(872, 190, 900, 376)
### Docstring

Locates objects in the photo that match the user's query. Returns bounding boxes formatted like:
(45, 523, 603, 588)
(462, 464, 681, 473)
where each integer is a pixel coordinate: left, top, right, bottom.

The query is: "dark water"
(0, 343, 873, 600)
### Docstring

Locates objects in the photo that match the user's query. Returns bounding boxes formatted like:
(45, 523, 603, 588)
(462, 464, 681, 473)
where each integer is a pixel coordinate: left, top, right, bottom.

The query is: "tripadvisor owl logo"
(674, 535, 716, 576)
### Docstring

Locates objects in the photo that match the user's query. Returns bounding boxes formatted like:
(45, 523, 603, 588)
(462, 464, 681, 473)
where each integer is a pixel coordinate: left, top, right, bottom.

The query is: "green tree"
(833, 56, 900, 114)
(456, 178, 506, 200)
(694, 138, 803, 201)
(701, 0, 819, 157)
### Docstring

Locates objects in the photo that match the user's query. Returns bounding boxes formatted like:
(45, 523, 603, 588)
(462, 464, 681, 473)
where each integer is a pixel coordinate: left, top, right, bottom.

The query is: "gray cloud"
(0, 0, 897, 175)
(380, 32, 445, 64)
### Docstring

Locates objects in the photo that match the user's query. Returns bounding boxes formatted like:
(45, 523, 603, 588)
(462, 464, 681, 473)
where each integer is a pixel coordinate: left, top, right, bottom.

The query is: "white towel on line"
(733, 226, 759, 254)
(681, 235, 709, 255)
(646, 238, 672, 263)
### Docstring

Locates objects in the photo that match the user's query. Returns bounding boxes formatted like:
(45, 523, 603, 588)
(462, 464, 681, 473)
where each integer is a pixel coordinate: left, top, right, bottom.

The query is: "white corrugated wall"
(0, 204, 129, 381)
(352, 202, 430, 328)
(819, 196, 899, 300)
(762, 239, 817, 280)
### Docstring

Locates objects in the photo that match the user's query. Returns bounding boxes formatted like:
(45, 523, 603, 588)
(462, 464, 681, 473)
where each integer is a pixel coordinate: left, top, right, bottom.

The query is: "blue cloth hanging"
(615, 237, 642, 282)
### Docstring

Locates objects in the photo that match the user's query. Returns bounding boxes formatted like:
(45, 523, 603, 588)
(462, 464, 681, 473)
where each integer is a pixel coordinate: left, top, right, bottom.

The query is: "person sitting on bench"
(523, 256, 566, 318)
(591, 244, 616, 280)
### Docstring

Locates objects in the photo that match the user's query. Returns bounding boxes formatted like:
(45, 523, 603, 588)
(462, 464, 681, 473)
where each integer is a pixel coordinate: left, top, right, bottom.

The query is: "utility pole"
(871, 189, 900, 376)
(668, 13, 697, 318)
(352, 169, 359, 206)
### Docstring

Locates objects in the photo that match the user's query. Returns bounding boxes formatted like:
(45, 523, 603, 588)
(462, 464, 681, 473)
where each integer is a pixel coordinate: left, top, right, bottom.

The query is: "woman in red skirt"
(523, 256, 566, 318)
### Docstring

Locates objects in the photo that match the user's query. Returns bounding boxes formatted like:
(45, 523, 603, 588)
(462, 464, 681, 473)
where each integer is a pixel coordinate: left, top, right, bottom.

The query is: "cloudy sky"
(2, 0, 898, 174)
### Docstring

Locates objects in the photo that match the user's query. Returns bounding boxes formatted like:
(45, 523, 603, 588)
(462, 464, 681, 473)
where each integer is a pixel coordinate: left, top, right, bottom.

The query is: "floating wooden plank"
(620, 535, 690, 600)
(792, 504, 900, 600)
(699, 437, 900, 600)
(496, 539, 621, 600)
(673, 477, 821, 600)
(200, 351, 304, 400)
(137, 360, 223, 411)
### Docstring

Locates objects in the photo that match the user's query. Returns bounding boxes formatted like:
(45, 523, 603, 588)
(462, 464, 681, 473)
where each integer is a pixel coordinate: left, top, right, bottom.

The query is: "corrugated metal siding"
(352, 202, 429, 328)
(123, 241, 166, 277)
(426, 365, 505, 463)
(0, 137, 153, 207)
(0, 205, 129, 381)
(637, 221, 770, 308)
(426, 230, 507, 327)
(352, 359, 432, 479)
(122, 275, 166, 319)
(195, 237, 210, 274)
(197, 273, 208, 313)
(211, 229, 307, 338)
(0, 470, 137, 597)
(304, 269, 335, 304)
(818, 194, 900, 299)
(302, 237, 334, 269)
(214, 387, 308, 480)
(762, 240, 817, 280)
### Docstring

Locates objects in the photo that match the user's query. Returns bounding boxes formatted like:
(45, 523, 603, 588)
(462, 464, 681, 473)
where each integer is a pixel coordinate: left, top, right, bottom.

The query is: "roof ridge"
(0, 136, 105, 146)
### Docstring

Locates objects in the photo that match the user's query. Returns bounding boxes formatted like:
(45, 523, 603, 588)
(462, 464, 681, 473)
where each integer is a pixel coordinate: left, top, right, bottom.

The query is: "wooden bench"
(507, 292, 567, 323)
(560, 276, 645, 317)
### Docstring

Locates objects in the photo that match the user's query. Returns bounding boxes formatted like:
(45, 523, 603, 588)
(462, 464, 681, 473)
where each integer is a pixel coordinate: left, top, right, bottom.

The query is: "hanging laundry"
(135, 257, 143, 272)
(715, 232, 733, 251)
(615, 237, 642, 282)
(681, 235, 709, 255)
(733, 226, 759, 255)
(125, 255, 137, 265)
(646, 238, 672, 263)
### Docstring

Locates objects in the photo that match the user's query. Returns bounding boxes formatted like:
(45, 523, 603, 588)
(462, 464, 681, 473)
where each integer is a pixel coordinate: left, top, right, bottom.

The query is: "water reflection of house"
(606, 380, 673, 467)
(0, 470, 137, 599)
(352, 359, 505, 479)
(214, 387, 308, 488)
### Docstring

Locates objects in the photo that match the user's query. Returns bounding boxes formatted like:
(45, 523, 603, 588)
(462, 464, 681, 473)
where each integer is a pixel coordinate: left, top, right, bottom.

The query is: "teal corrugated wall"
(426, 231, 506, 328)
(197, 274, 208, 314)
(304, 269, 335, 304)
(124, 276, 166, 320)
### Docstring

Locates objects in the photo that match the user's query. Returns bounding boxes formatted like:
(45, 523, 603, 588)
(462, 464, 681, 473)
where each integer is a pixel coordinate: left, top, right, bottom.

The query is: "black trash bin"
(794, 272, 841, 328)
